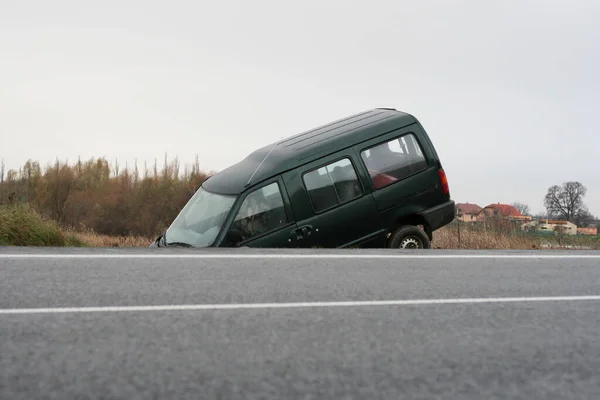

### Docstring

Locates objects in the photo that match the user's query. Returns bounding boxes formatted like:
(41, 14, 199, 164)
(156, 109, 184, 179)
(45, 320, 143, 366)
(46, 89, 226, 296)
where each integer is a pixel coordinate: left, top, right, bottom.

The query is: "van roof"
(202, 108, 417, 195)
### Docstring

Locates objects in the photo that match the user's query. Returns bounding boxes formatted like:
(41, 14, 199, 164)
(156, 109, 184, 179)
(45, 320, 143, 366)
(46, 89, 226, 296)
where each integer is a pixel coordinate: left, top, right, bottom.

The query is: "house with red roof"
(476, 203, 532, 224)
(455, 202, 482, 222)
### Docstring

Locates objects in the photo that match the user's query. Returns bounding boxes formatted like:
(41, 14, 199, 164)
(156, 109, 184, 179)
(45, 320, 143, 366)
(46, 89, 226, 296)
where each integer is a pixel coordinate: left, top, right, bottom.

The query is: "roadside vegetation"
(2, 203, 597, 249)
(433, 221, 600, 250)
(0, 203, 85, 247)
(68, 228, 151, 248)
(0, 156, 598, 249)
(0, 155, 211, 238)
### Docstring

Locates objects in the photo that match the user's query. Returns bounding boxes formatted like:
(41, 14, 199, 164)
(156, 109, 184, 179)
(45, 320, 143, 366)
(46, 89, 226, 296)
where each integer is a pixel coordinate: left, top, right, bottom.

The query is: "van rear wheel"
(388, 225, 431, 249)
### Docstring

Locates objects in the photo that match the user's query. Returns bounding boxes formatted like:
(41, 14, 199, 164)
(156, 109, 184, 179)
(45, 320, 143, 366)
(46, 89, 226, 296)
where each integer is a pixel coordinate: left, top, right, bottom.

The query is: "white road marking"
(0, 253, 600, 259)
(2, 295, 600, 314)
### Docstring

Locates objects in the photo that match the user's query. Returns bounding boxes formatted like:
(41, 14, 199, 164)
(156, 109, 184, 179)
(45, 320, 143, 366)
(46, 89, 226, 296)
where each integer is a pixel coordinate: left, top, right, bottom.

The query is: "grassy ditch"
(0, 204, 85, 247)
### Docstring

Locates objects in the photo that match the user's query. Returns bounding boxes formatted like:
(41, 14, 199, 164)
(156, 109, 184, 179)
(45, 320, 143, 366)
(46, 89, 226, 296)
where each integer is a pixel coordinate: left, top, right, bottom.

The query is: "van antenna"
(246, 143, 278, 187)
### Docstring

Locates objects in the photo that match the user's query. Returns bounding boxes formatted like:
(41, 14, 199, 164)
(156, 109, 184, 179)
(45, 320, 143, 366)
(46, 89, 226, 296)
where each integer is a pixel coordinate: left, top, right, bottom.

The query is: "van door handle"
(291, 225, 313, 240)
(300, 225, 313, 237)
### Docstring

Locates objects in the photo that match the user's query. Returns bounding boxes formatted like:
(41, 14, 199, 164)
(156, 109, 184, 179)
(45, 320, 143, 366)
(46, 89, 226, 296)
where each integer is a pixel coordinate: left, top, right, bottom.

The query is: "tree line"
(0, 156, 211, 237)
(511, 181, 597, 227)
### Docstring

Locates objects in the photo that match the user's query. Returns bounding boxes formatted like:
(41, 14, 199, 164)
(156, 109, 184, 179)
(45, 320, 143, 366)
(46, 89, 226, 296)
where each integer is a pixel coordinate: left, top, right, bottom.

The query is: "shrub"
(0, 204, 85, 247)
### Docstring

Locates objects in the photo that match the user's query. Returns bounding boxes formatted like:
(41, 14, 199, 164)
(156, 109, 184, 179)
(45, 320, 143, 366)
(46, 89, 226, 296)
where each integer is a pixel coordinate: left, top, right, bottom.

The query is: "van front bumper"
(418, 200, 456, 232)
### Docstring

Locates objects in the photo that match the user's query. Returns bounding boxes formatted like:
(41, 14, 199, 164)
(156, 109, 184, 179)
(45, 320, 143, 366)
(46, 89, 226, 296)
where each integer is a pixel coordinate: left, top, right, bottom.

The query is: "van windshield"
(164, 187, 236, 247)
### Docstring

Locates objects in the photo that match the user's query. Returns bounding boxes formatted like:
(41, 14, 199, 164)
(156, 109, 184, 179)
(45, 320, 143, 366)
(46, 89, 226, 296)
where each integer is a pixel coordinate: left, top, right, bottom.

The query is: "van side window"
(302, 158, 363, 213)
(360, 133, 428, 189)
(230, 182, 288, 242)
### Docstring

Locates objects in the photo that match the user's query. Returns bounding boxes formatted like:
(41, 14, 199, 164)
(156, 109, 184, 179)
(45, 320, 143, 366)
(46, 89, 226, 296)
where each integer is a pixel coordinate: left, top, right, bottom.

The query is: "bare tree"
(543, 181, 590, 226)
(510, 201, 530, 216)
(574, 209, 596, 228)
(532, 211, 548, 220)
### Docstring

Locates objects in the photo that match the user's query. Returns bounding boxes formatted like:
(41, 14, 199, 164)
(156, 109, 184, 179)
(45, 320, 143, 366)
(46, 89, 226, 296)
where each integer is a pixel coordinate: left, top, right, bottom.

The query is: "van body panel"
(280, 149, 380, 248)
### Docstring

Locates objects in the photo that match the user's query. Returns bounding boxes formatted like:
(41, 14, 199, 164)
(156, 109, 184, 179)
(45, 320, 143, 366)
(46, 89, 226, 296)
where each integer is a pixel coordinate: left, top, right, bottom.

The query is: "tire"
(388, 225, 431, 249)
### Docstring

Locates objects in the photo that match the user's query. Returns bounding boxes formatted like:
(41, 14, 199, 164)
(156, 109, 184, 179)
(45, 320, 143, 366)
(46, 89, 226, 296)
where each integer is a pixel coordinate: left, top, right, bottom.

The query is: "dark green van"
(152, 108, 455, 249)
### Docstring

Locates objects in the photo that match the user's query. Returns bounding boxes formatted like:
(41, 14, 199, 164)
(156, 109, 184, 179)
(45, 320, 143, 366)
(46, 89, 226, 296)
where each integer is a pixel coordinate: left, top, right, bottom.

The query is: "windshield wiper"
(161, 231, 194, 248)
(166, 241, 194, 248)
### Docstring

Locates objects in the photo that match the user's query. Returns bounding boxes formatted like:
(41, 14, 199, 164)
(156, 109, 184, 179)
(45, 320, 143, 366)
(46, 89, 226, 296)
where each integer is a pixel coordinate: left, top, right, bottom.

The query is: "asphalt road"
(2, 247, 600, 399)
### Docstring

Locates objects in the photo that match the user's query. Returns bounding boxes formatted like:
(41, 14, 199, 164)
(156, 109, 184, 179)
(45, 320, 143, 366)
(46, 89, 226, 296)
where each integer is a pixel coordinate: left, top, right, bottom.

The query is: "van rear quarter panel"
(352, 124, 447, 230)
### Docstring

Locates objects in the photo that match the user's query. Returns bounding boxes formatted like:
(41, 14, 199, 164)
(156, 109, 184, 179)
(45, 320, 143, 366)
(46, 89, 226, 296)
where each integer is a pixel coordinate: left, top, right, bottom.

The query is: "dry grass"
(0, 203, 153, 248)
(432, 225, 540, 249)
(70, 224, 599, 249)
(69, 230, 153, 247)
(432, 223, 600, 250)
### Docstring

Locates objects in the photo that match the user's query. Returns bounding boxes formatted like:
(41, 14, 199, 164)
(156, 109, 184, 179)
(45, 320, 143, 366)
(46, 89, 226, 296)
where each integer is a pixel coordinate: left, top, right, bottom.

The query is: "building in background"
(461, 203, 532, 231)
(577, 227, 598, 235)
(455, 202, 482, 222)
(476, 203, 532, 223)
(521, 219, 578, 235)
(455, 201, 598, 235)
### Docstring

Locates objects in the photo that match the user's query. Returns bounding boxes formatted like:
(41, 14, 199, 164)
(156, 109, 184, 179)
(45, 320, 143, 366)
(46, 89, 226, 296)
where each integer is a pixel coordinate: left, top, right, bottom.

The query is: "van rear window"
(361, 133, 428, 189)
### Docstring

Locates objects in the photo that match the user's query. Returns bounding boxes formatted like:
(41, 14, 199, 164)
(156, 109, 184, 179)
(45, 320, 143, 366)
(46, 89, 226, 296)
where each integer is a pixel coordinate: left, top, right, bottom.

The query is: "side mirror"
(225, 229, 243, 246)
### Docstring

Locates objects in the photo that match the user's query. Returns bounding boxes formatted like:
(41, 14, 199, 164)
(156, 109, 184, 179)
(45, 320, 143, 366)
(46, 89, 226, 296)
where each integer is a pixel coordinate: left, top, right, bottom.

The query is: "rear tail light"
(438, 168, 450, 195)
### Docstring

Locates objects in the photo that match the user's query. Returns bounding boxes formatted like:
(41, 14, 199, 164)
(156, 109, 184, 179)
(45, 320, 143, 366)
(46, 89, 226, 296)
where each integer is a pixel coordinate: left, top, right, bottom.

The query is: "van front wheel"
(388, 225, 431, 249)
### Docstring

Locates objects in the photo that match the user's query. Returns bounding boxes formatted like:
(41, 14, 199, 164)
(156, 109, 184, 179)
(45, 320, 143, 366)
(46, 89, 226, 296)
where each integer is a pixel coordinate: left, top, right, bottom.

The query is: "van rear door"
(355, 127, 443, 218)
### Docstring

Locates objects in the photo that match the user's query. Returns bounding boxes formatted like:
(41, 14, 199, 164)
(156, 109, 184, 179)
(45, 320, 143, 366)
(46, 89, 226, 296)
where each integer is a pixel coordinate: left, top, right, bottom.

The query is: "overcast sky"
(1, 0, 599, 216)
